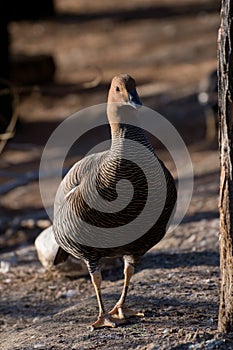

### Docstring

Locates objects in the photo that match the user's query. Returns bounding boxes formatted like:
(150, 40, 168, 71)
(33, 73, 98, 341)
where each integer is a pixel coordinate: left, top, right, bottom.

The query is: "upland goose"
(53, 74, 177, 329)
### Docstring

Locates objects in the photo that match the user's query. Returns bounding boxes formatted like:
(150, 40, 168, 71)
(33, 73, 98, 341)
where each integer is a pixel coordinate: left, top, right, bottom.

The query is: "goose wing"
(54, 152, 104, 217)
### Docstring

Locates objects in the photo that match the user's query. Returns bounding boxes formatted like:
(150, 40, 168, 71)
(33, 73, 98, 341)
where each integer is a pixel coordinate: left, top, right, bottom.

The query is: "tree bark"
(218, 0, 233, 333)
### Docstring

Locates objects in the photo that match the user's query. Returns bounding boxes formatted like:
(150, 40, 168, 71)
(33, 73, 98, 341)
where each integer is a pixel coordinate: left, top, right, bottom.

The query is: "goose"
(53, 74, 177, 329)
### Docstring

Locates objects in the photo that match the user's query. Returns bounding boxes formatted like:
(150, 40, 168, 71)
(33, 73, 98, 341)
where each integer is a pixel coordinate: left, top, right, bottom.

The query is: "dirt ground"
(1, 1, 230, 349)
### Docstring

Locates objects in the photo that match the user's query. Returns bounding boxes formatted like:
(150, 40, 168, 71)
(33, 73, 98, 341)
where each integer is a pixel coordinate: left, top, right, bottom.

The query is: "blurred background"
(0, 0, 219, 252)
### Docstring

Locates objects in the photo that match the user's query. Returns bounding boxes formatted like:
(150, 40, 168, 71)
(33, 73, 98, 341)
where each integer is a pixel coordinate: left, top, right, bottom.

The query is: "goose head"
(107, 74, 142, 127)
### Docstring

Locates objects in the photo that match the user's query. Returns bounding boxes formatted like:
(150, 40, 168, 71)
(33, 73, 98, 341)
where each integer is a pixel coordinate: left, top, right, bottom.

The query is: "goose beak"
(128, 89, 142, 109)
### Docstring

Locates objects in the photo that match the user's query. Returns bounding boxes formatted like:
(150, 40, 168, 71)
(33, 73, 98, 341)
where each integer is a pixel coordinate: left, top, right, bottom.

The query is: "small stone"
(48, 285, 57, 290)
(21, 219, 35, 229)
(0, 261, 11, 274)
(33, 343, 46, 349)
(36, 220, 51, 229)
(60, 289, 77, 298)
(3, 278, 11, 284)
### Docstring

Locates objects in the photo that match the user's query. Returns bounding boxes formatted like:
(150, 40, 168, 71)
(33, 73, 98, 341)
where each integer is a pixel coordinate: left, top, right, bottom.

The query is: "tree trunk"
(218, 0, 233, 333)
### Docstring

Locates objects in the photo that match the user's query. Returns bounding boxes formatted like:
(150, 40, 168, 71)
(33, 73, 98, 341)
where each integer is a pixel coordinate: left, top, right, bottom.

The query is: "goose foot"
(109, 305, 144, 320)
(91, 314, 116, 330)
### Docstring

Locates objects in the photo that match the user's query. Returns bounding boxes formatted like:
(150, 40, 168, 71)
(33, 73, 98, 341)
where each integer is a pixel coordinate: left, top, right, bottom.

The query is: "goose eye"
(116, 86, 120, 92)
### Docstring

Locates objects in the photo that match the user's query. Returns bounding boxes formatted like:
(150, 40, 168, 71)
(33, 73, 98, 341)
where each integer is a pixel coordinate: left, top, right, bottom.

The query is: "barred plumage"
(53, 74, 177, 329)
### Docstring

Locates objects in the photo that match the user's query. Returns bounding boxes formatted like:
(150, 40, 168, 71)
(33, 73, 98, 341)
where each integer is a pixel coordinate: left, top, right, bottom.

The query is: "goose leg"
(90, 270, 116, 329)
(109, 261, 144, 320)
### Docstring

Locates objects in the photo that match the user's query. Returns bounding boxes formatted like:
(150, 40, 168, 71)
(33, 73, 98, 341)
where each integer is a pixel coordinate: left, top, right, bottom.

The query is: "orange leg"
(109, 262, 144, 320)
(90, 270, 116, 329)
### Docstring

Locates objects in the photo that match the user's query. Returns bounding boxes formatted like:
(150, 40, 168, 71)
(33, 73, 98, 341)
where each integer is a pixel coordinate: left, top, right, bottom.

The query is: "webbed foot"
(91, 314, 117, 330)
(109, 305, 144, 320)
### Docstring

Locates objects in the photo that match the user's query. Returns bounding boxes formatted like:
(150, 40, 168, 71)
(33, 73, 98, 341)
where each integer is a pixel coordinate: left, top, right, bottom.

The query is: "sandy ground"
(1, 1, 229, 349)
